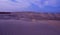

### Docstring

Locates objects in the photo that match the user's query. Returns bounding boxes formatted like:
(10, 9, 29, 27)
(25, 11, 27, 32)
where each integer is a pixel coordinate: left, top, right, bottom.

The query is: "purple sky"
(0, 0, 60, 13)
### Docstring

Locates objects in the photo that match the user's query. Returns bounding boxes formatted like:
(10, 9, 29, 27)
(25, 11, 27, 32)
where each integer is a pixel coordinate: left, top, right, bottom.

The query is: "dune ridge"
(0, 12, 60, 20)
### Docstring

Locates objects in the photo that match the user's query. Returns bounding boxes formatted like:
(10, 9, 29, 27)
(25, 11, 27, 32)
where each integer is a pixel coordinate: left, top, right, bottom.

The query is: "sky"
(0, 0, 60, 13)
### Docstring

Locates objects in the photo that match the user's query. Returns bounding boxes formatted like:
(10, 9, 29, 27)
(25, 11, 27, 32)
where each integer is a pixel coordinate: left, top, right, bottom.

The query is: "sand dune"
(0, 12, 60, 20)
(0, 12, 60, 35)
(11, 12, 60, 20)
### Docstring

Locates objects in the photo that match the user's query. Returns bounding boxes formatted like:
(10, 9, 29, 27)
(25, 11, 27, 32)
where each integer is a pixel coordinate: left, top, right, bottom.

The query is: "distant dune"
(0, 12, 60, 21)
(11, 12, 60, 20)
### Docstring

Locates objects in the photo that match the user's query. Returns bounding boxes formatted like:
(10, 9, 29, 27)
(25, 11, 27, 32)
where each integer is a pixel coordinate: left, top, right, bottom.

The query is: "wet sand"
(0, 20, 60, 35)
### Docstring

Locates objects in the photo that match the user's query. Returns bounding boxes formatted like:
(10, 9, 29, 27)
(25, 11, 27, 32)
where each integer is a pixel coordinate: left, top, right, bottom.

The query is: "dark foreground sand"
(0, 20, 60, 35)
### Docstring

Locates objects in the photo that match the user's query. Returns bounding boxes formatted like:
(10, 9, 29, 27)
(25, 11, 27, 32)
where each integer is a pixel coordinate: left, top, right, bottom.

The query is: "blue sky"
(0, 0, 60, 13)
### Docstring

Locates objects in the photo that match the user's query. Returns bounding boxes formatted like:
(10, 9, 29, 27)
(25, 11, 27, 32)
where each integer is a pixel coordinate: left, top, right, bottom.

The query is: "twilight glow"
(0, 0, 60, 12)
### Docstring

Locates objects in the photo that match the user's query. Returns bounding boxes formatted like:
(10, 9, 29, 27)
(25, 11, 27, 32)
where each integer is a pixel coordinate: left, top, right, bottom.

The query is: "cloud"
(47, 0, 57, 7)
(10, 0, 31, 8)
(30, 0, 58, 8)
(0, 0, 31, 12)
(30, 0, 44, 8)
(0, 0, 60, 12)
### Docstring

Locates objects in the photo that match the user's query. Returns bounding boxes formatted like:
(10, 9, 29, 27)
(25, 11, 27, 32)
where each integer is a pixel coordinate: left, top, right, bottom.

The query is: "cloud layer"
(0, 0, 60, 12)
(0, 0, 31, 12)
